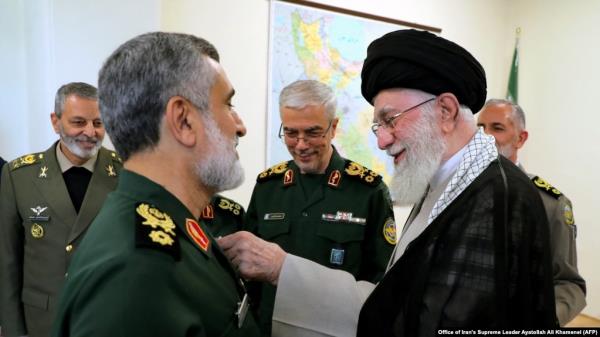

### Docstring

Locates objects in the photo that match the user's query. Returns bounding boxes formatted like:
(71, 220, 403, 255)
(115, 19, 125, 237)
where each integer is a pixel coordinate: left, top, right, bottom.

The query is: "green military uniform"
(201, 194, 245, 237)
(52, 170, 260, 336)
(529, 175, 586, 325)
(245, 147, 396, 335)
(0, 143, 122, 337)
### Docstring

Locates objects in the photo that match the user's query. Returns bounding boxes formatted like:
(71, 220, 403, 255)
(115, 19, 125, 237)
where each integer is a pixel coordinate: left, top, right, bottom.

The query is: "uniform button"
(301, 212, 308, 217)
(65, 244, 73, 252)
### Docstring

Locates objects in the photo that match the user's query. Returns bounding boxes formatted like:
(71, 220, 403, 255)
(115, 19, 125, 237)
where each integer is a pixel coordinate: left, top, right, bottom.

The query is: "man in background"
(478, 98, 586, 325)
(51, 32, 260, 336)
(202, 194, 246, 237)
(0, 82, 122, 337)
(245, 79, 396, 335)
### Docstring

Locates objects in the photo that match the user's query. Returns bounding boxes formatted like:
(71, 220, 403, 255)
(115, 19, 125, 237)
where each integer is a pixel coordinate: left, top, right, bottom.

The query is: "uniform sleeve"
(272, 254, 375, 337)
(0, 165, 27, 336)
(360, 182, 395, 282)
(243, 187, 260, 234)
(550, 196, 586, 326)
(53, 252, 207, 337)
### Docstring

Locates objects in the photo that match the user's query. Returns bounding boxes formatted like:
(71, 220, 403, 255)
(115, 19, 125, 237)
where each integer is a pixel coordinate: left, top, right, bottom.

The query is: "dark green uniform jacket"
(202, 195, 245, 237)
(245, 147, 396, 335)
(51, 170, 260, 337)
(0, 143, 121, 337)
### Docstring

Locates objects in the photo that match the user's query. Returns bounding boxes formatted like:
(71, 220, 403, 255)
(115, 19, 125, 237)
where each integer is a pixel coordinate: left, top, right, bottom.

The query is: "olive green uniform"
(529, 175, 586, 325)
(0, 143, 122, 337)
(245, 147, 396, 335)
(202, 195, 245, 237)
(52, 170, 260, 336)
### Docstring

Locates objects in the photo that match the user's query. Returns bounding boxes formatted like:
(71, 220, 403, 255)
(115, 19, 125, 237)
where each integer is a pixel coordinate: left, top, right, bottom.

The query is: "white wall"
(1, 0, 598, 319)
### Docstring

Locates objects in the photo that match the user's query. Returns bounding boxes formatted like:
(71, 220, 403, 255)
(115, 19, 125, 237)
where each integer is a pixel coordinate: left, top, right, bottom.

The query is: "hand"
(218, 231, 286, 285)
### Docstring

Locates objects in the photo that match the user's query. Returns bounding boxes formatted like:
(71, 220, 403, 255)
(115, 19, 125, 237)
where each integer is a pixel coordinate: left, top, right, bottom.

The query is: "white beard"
(59, 125, 102, 160)
(389, 110, 446, 206)
(195, 115, 245, 192)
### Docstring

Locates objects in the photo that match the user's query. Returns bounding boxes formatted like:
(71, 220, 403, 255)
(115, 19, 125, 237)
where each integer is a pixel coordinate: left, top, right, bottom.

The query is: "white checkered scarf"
(428, 128, 498, 224)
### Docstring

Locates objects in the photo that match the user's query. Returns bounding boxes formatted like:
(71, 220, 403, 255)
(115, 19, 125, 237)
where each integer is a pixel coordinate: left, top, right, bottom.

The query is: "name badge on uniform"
(29, 206, 50, 222)
(235, 293, 249, 328)
(330, 248, 345, 265)
(264, 213, 285, 220)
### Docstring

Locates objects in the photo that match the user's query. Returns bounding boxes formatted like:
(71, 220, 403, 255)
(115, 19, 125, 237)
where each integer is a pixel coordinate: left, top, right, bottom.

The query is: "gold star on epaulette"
(343, 160, 381, 186)
(257, 161, 289, 182)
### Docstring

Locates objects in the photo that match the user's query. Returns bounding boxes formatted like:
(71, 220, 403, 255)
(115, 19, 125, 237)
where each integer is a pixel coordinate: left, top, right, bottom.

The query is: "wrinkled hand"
(218, 231, 286, 286)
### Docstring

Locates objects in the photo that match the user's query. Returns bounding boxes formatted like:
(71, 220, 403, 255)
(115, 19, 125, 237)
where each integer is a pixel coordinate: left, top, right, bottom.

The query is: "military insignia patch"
(257, 161, 289, 182)
(105, 164, 117, 177)
(135, 203, 180, 260)
(39, 166, 49, 178)
(217, 197, 242, 216)
(283, 169, 294, 186)
(11, 153, 41, 171)
(31, 223, 44, 239)
(201, 204, 215, 219)
(383, 217, 397, 245)
(564, 203, 575, 226)
(330, 248, 345, 265)
(328, 170, 341, 187)
(186, 219, 210, 252)
(531, 176, 562, 199)
(343, 160, 382, 186)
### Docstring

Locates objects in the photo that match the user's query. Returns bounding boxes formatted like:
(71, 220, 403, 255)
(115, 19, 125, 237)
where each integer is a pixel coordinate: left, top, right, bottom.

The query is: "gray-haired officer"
(478, 98, 586, 325)
(1, 82, 122, 337)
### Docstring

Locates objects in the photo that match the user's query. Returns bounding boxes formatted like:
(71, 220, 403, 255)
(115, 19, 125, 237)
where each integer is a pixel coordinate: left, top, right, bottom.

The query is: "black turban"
(361, 29, 487, 113)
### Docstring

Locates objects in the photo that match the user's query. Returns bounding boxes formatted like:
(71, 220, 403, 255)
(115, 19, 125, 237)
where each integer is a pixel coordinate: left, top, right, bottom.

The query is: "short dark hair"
(54, 82, 98, 118)
(483, 98, 526, 130)
(99, 32, 220, 161)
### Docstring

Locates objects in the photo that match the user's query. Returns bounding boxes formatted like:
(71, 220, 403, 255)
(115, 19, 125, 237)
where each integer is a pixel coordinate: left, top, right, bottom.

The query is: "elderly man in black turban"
(218, 29, 557, 336)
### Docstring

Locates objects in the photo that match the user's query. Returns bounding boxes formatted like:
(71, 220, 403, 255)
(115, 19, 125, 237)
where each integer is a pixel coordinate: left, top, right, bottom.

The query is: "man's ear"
(437, 93, 460, 133)
(164, 96, 201, 147)
(515, 129, 529, 150)
(50, 112, 60, 134)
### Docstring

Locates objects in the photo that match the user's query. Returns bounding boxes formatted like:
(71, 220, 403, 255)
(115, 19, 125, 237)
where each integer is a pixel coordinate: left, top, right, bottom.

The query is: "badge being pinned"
(383, 217, 397, 245)
(186, 219, 210, 252)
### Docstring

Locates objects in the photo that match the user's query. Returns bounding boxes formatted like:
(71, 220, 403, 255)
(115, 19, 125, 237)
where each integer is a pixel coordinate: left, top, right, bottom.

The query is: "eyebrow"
(283, 125, 324, 132)
(372, 106, 396, 123)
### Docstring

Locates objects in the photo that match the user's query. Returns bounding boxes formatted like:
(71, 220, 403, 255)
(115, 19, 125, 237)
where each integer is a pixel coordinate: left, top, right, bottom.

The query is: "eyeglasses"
(371, 97, 436, 135)
(278, 121, 333, 145)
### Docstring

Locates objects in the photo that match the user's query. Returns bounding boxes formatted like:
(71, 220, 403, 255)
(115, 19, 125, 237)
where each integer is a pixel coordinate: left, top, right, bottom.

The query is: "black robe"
(358, 157, 557, 336)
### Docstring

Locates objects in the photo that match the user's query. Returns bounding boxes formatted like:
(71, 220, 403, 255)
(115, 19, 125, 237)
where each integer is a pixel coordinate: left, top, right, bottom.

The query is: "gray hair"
(99, 32, 220, 161)
(482, 98, 526, 130)
(54, 82, 98, 118)
(279, 80, 337, 120)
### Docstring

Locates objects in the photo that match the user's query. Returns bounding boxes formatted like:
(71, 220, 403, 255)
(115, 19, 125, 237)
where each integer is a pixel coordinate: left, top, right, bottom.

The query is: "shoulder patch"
(215, 196, 245, 220)
(109, 150, 123, 164)
(10, 153, 43, 171)
(135, 203, 180, 260)
(531, 176, 562, 199)
(383, 217, 397, 245)
(343, 160, 382, 186)
(256, 161, 289, 183)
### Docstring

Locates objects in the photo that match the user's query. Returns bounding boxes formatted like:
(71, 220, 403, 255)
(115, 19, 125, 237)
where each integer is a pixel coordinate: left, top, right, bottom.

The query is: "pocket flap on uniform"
(21, 287, 49, 310)
(257, 219, 290, 240)
(316, 222, 365, 243)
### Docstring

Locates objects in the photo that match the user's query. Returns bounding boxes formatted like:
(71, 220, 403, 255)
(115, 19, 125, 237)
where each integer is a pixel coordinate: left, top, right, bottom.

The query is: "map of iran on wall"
(267, 1, 410, 183)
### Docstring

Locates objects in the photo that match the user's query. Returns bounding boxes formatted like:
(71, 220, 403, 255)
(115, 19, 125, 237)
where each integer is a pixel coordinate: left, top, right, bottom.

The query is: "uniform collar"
(55, 140, 98, 173)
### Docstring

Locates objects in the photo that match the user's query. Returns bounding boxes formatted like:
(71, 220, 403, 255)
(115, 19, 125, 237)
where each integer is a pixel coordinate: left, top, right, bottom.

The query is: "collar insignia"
(186, 219, 210, 252)
(328, 170, 341, 187)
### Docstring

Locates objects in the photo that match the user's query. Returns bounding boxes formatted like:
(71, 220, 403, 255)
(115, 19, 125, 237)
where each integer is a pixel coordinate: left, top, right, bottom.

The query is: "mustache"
(73, 135, 100, 143)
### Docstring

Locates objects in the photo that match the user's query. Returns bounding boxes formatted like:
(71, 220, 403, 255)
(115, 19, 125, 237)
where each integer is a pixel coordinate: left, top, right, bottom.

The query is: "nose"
(376, 128, 395, 150)
(294, 137, 310, 151)
(233, 112, 247, 137)
(83, 121, 96, 138)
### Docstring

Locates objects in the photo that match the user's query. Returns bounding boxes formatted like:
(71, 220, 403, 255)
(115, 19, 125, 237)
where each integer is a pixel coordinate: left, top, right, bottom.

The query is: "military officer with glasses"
(244, 79, 396, 336)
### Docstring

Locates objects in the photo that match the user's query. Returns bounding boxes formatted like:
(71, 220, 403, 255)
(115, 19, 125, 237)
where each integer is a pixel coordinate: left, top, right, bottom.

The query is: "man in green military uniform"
(202, 195, 246, 237)
(51, 32, 260, 336)
(0, 82, 122, 337)
(245, 80, 396, 335)
(478, 99, 586, 325)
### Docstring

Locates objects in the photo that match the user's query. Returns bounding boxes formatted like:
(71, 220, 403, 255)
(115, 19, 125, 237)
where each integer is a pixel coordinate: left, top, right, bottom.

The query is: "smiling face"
(280, 104, 337, 174)
(51, 94, 104, 165)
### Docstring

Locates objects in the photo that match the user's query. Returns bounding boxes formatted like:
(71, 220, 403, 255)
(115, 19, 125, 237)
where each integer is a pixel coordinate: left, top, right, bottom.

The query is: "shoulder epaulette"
(343, 160, 382, 186)
(214, 196, 245, 220)
(134, 203, 180, 260)
(531, 176, 562, 199)
(256, 161, 289, 183)
(10, 152, 43, 171)
(109, 150, 123, 164)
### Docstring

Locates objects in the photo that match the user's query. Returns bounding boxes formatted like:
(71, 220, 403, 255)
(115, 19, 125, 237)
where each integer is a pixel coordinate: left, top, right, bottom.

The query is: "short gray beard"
(496, 142, 515, 160)
(59, 125, 102, 160)
(195, 114, 245, 192)
(389, 109, 446, 206)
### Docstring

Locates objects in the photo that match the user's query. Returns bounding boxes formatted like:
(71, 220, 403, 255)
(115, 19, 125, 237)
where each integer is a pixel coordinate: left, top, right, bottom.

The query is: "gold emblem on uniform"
(136, 203, 176, 245)
(39, 166, 48, 178)
(345, 161, 379, 184)
(259, 162, 288, 179)
(532, 176, 562, 198)
(218, 198, 242, 215)
(106, 164, 117, 177)
(328, 170, 341, 187)
(383, 218, 397, 245)
(31, 223, 44, 238)
(283, 169, 294, 186)
(564, 204, 575, 226)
